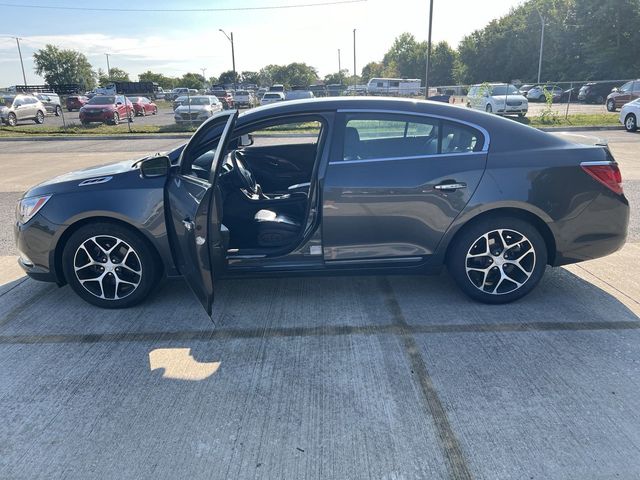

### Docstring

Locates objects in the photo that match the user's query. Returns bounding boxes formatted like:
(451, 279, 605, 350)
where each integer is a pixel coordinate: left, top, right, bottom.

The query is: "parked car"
(578, 81, 619, 104)
(34, 92, 62, 116)
(285, 90, 315, 100)
(619, 98, 640, 132)
(606, 79, 640, 112)
(13, 97, 629, 312)
(174, 96, 222, 123)
(466, 83, 528, 117)
(233, 90, 254, 108)
(127, 96, 158, 116)
(79, 95, 134, 125)
(0, 94, 46, 126)
(518, 84, 536, 97)
(66, 95, 89, 111)
(309, 85, 328, 97)
(559, 86, 581, 103)
(168, 87, 190, 101)
(269, 84, 285, 93)
(210, 90, 235, 109)
(172, 95, 189, 111)
(526, 85, 563, 102)
(260, 92, 285, 105)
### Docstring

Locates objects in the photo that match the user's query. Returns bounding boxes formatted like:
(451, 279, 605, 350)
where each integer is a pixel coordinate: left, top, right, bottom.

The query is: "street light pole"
(201, 67, 207, 88)
(219, 29, 236, 90)
(352, 29, 357, 92)
(105, 53, 111, 78)
(15, 37, 27, 86)
(537, 11, 545, 84)
(338, 48, 341, 75)
(424, 0, 434, 99)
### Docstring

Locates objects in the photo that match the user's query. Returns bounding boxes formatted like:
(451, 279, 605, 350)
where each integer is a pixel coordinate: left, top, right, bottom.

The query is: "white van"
(367, 78, 421, 96)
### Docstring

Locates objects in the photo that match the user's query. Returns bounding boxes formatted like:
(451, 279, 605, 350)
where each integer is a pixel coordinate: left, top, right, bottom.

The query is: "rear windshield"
(88, 96, 115, 105)
(188, 97, 211, 105)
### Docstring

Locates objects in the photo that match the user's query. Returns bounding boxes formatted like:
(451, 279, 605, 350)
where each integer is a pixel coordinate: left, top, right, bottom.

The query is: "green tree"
(429, 41, 457, 86)
(218, 70, 238, 86)
(324, 69, 349, 85)
(139, 70, 176, 90)
(97, 67, 130, 86)
(179, 72, 205, 89)
(208, 75, 219, 86)
(240, 71, 260, 85)
(33, 44, 96, 90)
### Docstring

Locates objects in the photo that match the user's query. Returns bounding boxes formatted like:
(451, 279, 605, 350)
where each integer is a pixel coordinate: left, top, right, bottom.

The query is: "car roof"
(237, 96, 567, 153)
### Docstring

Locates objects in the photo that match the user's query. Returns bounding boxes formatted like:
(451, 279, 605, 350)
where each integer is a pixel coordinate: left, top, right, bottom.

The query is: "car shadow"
(0, 267, 637, 342)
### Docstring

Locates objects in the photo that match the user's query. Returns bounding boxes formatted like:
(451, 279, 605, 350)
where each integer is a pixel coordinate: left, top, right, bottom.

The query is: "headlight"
(17, 195, 52, 224)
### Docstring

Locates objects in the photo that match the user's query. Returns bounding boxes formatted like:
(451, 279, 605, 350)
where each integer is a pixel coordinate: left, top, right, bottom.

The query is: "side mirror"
(239, 134, 254, 147)
(140, 155, 170, 178)
(116, 101, 123, 105)
(611, 87, 619, 93)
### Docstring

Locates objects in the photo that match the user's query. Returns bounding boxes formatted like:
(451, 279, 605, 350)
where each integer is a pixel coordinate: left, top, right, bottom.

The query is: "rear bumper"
(550, 191, 629, 266)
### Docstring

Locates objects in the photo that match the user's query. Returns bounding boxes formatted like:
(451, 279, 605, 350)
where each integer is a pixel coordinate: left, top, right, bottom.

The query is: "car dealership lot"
(0, 131, 639, 479)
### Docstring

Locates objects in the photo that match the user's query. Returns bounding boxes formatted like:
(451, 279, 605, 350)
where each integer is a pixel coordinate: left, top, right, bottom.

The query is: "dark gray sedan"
(14, 98, 629, 313)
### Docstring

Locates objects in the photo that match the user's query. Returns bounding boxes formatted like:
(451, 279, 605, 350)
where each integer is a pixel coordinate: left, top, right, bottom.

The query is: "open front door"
(166, 110, 238, 315)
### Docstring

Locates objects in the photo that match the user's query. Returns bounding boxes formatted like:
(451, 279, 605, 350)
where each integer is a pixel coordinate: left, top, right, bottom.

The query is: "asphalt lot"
(0, 131, 639, 479)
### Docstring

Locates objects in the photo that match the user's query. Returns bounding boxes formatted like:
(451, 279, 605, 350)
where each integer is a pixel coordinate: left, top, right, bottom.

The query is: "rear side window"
(343, 114, 483, 160)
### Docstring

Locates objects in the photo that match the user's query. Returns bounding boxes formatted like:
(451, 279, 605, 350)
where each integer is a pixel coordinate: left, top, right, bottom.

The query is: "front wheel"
(111, 112, 120, 125)
(485, 104, 493, 113)
(625, 113, 637, 132)
(61, 222, 160, 309)
(6, 112, 17, 127)
(447, 217, 547, 304)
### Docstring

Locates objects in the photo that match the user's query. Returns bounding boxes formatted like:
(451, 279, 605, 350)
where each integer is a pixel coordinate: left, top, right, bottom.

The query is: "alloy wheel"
(465, 229, 536, 295)
(73, 235, 142, 300)
(625, 114, 637, 132)
(7, 113, 17, 126)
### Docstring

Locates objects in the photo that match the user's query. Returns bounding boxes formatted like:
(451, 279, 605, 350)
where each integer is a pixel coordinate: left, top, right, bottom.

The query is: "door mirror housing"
(140, 155, 170, 178)
(239, 133, 254, 147)
(611, 87, 619, 93)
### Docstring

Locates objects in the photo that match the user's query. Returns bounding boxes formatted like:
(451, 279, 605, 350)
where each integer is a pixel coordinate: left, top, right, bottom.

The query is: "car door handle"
(434, 182, 467, 191)
(182, 219, 194, 231)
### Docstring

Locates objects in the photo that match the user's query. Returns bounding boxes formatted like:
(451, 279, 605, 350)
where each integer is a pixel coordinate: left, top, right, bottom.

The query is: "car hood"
(24, 159, 144, 197)
(175, 105, 210, 112)
(82, 104, 115, 110)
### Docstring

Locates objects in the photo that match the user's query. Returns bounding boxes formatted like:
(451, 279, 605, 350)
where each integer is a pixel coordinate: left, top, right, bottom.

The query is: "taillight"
(580, 161, 623, 195)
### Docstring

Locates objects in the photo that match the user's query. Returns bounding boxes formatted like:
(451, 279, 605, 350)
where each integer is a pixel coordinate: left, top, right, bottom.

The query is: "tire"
(606, 99, 616, 112)
(625, 113, 638, 132)
(111, 112, 120, 125)
(518, 112, 526, 118)
(485, 103, 493, 113)
(6, 112, 17, 127)
(596, 95, 605, 104)
(34, 110, 45, 124)
(447, 216, 547, 304)
(152, 106, 158, 115)
(61, 222, 160, 309)
(55, 105, 62, 116)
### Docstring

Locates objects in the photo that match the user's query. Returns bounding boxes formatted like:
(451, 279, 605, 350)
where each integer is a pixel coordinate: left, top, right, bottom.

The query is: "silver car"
(34, 92, 62, 116)
(0, 94, 46, 126)
(174, 96, 223, 123)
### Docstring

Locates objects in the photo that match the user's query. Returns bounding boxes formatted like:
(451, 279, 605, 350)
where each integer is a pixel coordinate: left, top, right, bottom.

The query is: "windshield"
(264, 93, 280, 99)
(236, 91, 248, 95)
(88, 96, 115, 105)
(188, 97, 211, 105)
(491, 85, 519, 96)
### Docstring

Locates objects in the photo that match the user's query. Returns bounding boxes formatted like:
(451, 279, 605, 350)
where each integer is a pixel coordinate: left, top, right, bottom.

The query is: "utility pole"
(105, 53, 111, 78)
(219, 30, 236, 90)
(352, 29, 357, 92)
(338, 48, 341, 75)
(201, 68, 207, 88)
(424, 0, 434, 99)
(15, 37, 27, 86)
(537, 11, 545, 84)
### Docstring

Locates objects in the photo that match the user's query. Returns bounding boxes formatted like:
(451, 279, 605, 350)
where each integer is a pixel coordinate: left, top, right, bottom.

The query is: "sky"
(0, 0, 526, 86)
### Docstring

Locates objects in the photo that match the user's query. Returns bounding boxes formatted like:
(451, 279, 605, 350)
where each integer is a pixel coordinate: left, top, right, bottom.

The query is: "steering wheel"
(231, 149, 259, 194)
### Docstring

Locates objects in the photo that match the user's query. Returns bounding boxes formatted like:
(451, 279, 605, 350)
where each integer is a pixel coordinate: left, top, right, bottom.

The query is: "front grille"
(507, 100, 522, 106)
(180, 113, 200, 120)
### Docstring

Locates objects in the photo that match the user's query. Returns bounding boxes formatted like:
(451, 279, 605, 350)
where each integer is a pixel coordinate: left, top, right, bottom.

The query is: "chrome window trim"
(580, 161, 614, 166)
(336, 108, 491, 152)
(329, 151, 486, 166)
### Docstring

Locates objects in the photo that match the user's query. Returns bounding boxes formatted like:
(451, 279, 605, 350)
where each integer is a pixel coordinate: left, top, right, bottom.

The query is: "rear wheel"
(447, 217, 547, 304)
(596, 95, 605, 104)
(625, 113, 637, 132)
(111, 112, 120, 125)
(62, 222, 160, 309)
(606, 99, 616, 112)
(34, 110, 45, 124)
(55, 105, 62, 116)
(485, 104, 493, 113)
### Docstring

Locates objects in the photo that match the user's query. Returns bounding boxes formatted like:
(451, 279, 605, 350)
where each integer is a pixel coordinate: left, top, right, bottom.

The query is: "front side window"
(343, 114, 483, 161)
(620, 82, 632, 92)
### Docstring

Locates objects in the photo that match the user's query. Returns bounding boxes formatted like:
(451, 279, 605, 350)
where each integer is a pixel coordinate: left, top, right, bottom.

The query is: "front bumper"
(79, 110, 113, 123)
(14, 215, 62, 283)
(495, 105, 528, 115)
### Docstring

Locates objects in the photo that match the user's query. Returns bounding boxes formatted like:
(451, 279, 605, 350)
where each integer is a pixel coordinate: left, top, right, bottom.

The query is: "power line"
(0, 0, 366, 13)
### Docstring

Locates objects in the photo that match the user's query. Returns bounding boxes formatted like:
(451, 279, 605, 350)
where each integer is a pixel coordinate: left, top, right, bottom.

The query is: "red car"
(66, 95, 89, 111)
(79, 95, 134, 125)
(210, 89, 234, 109)
(127, 96, 158, 116)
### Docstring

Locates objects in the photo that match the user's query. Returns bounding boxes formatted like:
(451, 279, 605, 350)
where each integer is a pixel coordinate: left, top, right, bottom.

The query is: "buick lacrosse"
(14, 98, 629, 313)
